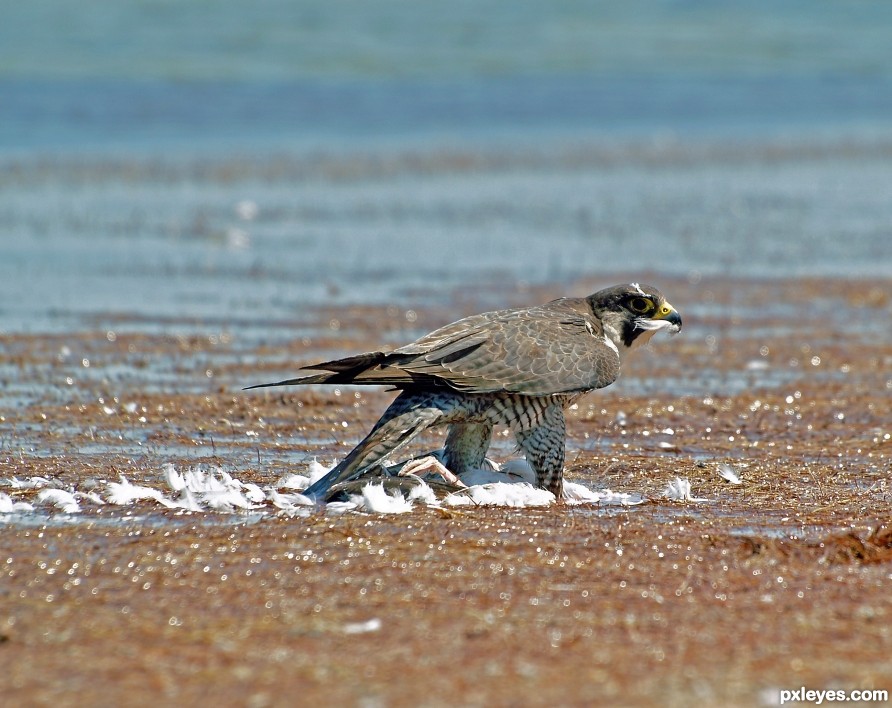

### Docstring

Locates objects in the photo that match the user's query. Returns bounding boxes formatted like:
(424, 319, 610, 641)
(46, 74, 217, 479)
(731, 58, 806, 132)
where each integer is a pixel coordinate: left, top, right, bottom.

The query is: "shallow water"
(3, 137, 891, 337)
(4, 1, 892, 151)
(2, 3, 892, 336)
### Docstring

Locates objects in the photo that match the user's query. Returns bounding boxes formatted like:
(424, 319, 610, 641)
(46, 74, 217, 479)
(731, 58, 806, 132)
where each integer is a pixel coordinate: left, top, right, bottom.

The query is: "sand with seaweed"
(2, 274, 890, 706)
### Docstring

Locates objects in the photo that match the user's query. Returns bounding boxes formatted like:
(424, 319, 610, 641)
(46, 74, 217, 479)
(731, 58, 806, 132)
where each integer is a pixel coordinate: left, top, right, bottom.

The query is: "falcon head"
(588, 283, 682, 351)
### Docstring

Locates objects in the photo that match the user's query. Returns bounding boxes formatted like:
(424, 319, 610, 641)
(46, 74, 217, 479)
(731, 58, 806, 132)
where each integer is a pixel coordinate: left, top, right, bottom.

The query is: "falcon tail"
(243, 351, 416, 390)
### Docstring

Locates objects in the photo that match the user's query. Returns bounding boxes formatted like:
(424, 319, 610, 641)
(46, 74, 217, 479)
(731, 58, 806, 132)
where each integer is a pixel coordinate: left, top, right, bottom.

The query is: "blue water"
(6, 73, 892, 155)
(1, 1, 891, 333)
(4, 1, 892, 153)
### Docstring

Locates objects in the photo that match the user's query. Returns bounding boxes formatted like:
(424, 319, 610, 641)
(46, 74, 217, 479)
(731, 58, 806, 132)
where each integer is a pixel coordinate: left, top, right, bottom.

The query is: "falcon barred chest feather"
(247, 284, 681, 500)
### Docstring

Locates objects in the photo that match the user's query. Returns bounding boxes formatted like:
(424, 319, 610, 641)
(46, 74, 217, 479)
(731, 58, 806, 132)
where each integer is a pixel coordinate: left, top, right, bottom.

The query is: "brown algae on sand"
(1, 275, 891, 706)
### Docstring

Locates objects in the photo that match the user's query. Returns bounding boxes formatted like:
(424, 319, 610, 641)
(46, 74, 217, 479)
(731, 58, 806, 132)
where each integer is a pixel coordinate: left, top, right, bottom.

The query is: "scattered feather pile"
(1, 457, 643, 518)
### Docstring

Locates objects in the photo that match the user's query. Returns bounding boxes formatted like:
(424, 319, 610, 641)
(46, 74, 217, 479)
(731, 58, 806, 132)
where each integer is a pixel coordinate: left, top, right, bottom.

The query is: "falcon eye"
(628, 297, 654, 314)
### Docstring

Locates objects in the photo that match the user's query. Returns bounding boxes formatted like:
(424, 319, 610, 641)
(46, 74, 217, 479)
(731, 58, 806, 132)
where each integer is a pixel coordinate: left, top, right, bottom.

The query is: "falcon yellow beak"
(654, 302, 682, 328)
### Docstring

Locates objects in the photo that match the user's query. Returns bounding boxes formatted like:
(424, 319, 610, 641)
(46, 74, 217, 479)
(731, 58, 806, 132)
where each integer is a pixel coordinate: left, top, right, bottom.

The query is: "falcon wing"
(245, 298, 621, 395)
(395, 298, 620, 394)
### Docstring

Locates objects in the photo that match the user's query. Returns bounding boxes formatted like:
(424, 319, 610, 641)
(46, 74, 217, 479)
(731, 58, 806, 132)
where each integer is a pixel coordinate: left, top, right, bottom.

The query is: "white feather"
(445, 482, 555, 508)
(562, 482, 643, 505)
(0, 492, 34, 513)
(177, 467, 261, 510)
(663, 477, 708, 502)
(163, 463, 186, 492)
(241, 482, 267, 503)
(718, 464, 742, 484)
(407, 480, 439, 505)
(107, 475, 176, 507)
(267, 488, 315, 510)
(75, 490, 106, 506)
(37, 488, 81, 514)
(351, 483, 414, 514)
(325, 501, 359, 514)
(342, 618, 382, 634)
(307, 460, 333, 483)
(5, 476, 56, 489)
(201, 487, 255, 511)
(277, 473, 311, 490)
(176, 487, 204, 512)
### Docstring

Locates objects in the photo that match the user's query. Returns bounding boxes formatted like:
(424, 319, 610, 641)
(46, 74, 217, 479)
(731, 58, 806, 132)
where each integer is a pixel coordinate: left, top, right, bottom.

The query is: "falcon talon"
(398, 456, 466, 487)
(246, 284, 682, 502)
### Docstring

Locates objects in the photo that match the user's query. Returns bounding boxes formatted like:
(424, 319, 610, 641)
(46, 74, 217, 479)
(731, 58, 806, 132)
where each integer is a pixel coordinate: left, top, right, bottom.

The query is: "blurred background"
(1, 0, 891, 334)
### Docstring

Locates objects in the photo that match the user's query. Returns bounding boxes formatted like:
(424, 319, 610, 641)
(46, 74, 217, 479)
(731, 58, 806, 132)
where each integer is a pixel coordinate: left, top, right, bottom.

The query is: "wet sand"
(2, 274, 891, 707)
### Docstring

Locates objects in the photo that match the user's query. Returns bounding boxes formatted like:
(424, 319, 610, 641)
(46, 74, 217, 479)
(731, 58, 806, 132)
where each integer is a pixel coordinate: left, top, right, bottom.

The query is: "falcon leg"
(444, 423, 493, 476)
(302, 390, 451, 500)
(399, 456, 467, 487)
(512, 403, 566, 498)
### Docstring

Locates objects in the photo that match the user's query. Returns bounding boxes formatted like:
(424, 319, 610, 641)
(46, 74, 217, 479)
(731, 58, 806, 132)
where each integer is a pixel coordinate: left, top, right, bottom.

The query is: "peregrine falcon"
(247, 283, 681, 500)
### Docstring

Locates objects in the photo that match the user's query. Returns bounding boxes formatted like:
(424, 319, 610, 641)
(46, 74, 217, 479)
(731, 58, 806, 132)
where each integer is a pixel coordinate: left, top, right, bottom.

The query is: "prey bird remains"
(246, 284, 681, 500)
